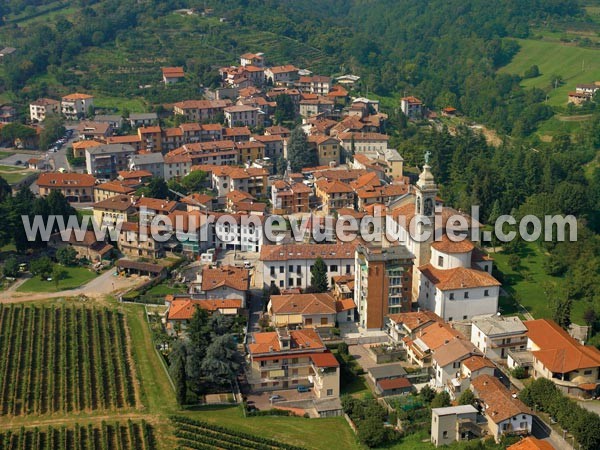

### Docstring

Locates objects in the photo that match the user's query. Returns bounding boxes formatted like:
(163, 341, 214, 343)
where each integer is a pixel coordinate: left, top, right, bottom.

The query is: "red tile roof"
(431, 235, 475, 253)
(471, 374, 532, 424)
(507, 437, 555, 450)
(162, 67, 185, 78)
(270, 292, 337, 315)
(167, 298, 242, 320)
(419, 264, 501, 290)
(260, 242, 357, 261)
(310, 351, 339, 368)
(248, 328, 324, 355)
(378, 377, 412, 391)
(37, 172, 96, 188)
(525, 319, 600, 373)
(201, 265, 250, 292)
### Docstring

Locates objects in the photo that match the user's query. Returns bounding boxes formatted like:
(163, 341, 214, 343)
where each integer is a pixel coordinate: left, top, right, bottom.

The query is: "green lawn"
(145, 282, 187, 297)
(93, 95, 148, 114)
(499, 37, 600, 106)
(0, 170, 35, 185)
(17, 266, 97, 293)
(493, 242, 586, 324)
(0, 164, 25, 172)
(0, 151, 15, 160)
(183, 405, 361, 450)
(534, 114, 592, 140)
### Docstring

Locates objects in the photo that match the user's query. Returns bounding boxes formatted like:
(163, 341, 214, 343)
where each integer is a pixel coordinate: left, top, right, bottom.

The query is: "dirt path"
(0, 412, 161, 430)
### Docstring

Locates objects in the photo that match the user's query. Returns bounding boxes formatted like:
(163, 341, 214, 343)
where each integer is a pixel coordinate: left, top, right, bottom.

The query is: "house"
(30, 98, 60, 122)
(470, 315, 528, 360)
(446, 355, 496, 400)
(162, 66, 185, 84)
(271, 179, 311, 215)
(367, 364, 411, 395)
(49, 230, 113, 262)
(265, 125, 291, 138)
(0, 105, 17, 124)
(166, 209, 212, 256)
(268, 292, 355, 328)
(117, 170, 153, 188)
(173, 99, 232, 122)
(236, 140, 265, 164)
(307, 135, 340, 167)
(105, 134, 142, 151)
(354, 243, 414, 330)
(224, 105, 262, 128)
(165, 296, 243, 336)
(470, 374, 533, 441)
(135, 197, 179, 225)
(211, 212, 265, 252)
(94, 114, 123, 130)
(432, 338, 482, 388)
(252, 134, 284, 159)
(260, 243, 356, 291)
(264, 65, 299, 85)
(315, 179, 354, 215)
(77, 121, 113, 141)
(128, 113, 158, 127)
(191, 265, 250, 307)
(431, 405, 480, 447)
(337, 132, 389, 154)
(240, 52, 265, 67)
(575, 82, 600, 96)
(85, 144, 137, 180)
(137, 126, 163, 152)
(246, 328, 340, 400)
(36, 173, 96, 203)
(210, 165, 268, 199)
(94, 181, 135, 202)
(355, 183, 409, 211)
(128, 152, 165, 179)
(402, 321, 464, 367)
(297, 76, 331, 95)
(72, 140, 103, 159)
(27, 157, 50, 171)
(400, 96, 423, 119)
(61, 93, 94, 120)
(116, 258, 167, 278)
(92, 194, 137, 228)
(568, 91, 591, 105)
(386, 310, 442, 343)
(117, 221, 165, 259)
(299, 98, 334, 118)
(520, 319, 600, 398)
(507, 437, 555, 450)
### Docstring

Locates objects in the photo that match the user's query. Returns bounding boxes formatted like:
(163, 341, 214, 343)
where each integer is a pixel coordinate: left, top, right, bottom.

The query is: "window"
(449, 317, 453, 321)
(327, 389, 333, 396)
(584, 369, 593, 375)
(279, 266, 284, 274)
(438, 255, 444, 267)
(463, 315, 467, 320)
(330, 264, 338, 272)
(346, 265, 351, 274)
(321, 317, 328, 325)
(464, 292, 469, 299)
(442, 431, 448, 439)
(484, 289, 489, 297)
(305, 318, 313, 325)
(270, 267, 275, 276)
(288, 278, 294, 286)
(289, 265, 294, 272)
(449, 293, 454, 300)
(279, 280, 284, 287)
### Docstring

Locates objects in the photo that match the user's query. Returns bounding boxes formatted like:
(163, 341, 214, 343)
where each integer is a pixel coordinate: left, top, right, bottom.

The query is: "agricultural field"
(0, 420, 154, 450)
(171, 415, 306, 450)
(0, 304, 139, 417)
(499, 37, 600, 107)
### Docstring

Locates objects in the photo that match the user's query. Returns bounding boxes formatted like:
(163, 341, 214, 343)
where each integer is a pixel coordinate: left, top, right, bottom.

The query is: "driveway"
(0, 269, 147, 303)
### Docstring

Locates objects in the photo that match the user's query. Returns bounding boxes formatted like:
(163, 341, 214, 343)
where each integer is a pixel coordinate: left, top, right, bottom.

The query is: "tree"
(142, 177, 170, 199)
(0, 176, 10, 203)
(457, 389, 476, 405)
(56, 247, 78, 266)
(180, 170, 207, 194)
(52, 265, 67, 288)
(30, 256, 53, 280)
(310, 257, 328, 293)
(419, 385, 435, 403)
(2, 256, 19, 278)
(287, 126, 317, 172)
(0, 123, 36, 146)
(523, 65, 540, 79)
(338, 342, 349, 357)
(357, 416, 388, 448)
(431, 391, 451, 408)
(200, 334, 241, 385)
(583, 308, 597, 329)
(273, 94, 295, 124)
(39, 114, 65, 150)
(170, 344, 188, 405)
(551, 294, 572, 330)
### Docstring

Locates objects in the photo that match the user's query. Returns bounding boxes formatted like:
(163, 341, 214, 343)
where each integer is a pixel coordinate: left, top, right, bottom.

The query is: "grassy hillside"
(499, 37, 600, 107)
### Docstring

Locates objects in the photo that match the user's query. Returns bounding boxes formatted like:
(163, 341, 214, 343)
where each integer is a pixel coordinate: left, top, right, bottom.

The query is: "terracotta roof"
(138, 126, 162, 134)
(31, 98, 59, 106)
(224, 126, 251, 136)
(224, 105, 259, 113)
(72, 140, 103, 149)
(335, 298, 356, 312)
(387, 311, 442, 332)
(378, 377, 412, 391)
(265, 126, 290, 135)
(310, 351, 339, 368)
(419, 264, 500, 290)
(181, 193, 213, 207)
(62, 93, 93, 100)
(336, 207, 365, 219)
(356, 184, 408, 199)
(167, 298, 242, 320)
(106, 135, 141, 144)
(53, 230, 113, 255)
(93, 194, 136, 211)
(268, 65, 299, 74)
(462, 355, 496, 373)
(431, 235, 475, 253)
(409, 322, 464, 351)
(471, 374, 532, 424)
(37, 172, 96, 188)
(95, 181, 135, 195)
(136, 197, 177, 213)
(316, 179, 353, 194)
(118, 170, 153, 180)
(433, 339, 481, 367)
(226, 190, 255, 203)
(248, 328, 324, 355)
(167, 210, 208, 232)
(201, 265, 250, 292)
(173, 99, 231, 110)
(507, 437, 555, 450)
(270, 292, 337, 315)
(337, 132, 389, 141)
(162, 67, 185, 78)
(260, 242, 357, 261)
(525, 319, 600, 373)
(401, 96, 422, 104)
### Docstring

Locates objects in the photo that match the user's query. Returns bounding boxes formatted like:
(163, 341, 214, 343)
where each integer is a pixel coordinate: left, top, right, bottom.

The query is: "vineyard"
(170, 416, 306, 450)
(0, 419, 155, 450)
(0, 304, 138, 416)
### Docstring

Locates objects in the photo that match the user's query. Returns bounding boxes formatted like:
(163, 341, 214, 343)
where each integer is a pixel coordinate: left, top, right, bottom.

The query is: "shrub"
(511, 366, 528, 379)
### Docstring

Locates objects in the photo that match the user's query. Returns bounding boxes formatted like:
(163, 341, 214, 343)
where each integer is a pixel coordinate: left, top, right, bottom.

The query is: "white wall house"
(470, 316, 528, 361)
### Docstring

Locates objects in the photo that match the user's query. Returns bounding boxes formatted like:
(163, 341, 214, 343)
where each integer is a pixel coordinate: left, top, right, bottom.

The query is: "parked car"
(268, 395, 281, 402)
(296, 385, 310, 393)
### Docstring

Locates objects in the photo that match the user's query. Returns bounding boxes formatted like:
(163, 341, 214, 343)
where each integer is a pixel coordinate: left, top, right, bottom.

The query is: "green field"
(17, 267, 97, 293)
(0, 151, 15, 160)
(493, 242, 587, 325)
(499, 37, 600, 107)
(0, 170, 35, 185)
